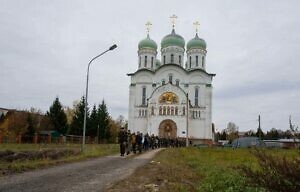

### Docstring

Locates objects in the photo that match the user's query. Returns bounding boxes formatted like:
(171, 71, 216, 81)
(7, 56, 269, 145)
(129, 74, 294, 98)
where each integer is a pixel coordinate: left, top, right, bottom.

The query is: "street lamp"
(82, 44, 117, 152)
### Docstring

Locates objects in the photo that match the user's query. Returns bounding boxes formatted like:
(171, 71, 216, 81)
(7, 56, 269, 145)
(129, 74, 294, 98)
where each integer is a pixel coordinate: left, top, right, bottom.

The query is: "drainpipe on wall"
(186, 93, 189, 147)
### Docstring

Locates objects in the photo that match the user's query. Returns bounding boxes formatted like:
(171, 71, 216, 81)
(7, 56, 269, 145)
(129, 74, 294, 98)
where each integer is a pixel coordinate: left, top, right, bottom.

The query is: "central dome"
(161, 29, 185, 49)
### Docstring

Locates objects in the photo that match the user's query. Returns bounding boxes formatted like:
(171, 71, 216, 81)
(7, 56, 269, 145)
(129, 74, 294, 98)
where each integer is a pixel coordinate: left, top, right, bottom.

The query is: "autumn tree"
(108, 117, 119, 143)
(225, 122, 239, 143)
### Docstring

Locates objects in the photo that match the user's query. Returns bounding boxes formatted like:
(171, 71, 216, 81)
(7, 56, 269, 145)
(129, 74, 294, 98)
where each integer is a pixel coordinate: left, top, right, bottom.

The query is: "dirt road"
(0, 149, 163, 192)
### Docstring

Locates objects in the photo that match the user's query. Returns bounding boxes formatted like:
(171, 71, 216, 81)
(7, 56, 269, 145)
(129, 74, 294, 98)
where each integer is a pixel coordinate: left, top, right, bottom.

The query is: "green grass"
(0, 144, 119, 175)
(153, 147, 299, 192)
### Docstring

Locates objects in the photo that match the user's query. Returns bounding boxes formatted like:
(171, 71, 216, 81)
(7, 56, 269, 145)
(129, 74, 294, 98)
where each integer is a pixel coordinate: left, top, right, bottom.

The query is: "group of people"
(118, 127, 186, 156)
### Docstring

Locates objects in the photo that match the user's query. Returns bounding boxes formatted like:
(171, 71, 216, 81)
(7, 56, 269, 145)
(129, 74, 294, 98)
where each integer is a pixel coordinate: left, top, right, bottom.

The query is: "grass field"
(108, 147, 299, 192)
(0, 144, 119, 175)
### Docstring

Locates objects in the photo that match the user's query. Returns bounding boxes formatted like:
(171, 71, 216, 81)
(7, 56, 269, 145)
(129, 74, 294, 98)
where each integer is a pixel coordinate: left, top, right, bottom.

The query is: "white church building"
(127, 20, 215, 144)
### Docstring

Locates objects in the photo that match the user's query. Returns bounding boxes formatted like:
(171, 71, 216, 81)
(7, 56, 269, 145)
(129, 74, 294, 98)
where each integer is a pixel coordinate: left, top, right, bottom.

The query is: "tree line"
(0, 97, 126, 143)
(216, 121, 300, 143)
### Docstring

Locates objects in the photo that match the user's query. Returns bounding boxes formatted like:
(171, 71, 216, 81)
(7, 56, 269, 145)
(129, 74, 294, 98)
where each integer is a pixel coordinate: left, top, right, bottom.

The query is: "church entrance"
(158, 119, 177, 138)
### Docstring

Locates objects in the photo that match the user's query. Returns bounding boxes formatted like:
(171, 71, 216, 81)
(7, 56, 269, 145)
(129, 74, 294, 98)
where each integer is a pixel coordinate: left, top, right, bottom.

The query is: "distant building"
(264, 139, 300, 148)
(232, 137, 265, 148)
(0, 107, 9, 117)
(238, 131, 247, 138)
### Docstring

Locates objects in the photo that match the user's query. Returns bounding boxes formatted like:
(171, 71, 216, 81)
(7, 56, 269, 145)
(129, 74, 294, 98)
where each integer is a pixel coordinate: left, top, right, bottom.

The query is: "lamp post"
(82, 44, 117, 152)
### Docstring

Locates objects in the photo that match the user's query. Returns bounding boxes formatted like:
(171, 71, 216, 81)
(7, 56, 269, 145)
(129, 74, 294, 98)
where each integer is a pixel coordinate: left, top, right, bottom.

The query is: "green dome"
(187, 33, 206, 50)
(138, 35, 157, 50)
(161, 29, 185, 49)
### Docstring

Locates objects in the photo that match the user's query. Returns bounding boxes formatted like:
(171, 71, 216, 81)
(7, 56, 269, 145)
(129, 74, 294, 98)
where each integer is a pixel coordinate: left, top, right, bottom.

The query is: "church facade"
(127, 22, 215, 144)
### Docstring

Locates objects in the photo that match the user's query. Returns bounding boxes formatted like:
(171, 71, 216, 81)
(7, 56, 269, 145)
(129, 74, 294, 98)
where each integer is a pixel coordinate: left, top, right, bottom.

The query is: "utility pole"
(258, 115, 261, 130)
(258, 114, 262, 139)
(289, 115, 293, 130)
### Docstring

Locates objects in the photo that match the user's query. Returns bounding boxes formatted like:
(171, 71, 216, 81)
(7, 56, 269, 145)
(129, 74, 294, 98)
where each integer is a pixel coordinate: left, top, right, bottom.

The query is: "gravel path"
(0, 149, 163, 192)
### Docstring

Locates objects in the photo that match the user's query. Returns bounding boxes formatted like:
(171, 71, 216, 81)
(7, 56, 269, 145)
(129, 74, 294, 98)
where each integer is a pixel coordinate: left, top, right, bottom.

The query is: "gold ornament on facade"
(159, 92, 179, 104)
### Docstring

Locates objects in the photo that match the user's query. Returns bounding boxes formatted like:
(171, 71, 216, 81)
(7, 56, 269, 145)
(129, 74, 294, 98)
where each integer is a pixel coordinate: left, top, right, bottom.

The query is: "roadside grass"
(107, 147, 299, 192)
(0, 144, 118, 175)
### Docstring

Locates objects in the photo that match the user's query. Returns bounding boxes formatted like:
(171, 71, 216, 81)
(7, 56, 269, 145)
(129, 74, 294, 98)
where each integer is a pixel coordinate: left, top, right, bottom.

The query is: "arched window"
(167, 106, 170, 115)
(171, 54, 174, 63)
(162, 79, 165, 85)
(142, 110, 144, 116)
(151, 57, 154, 69)
(169, 74, 173, 84)
(171, 107, 174, 115)
(142, 87, 146, 106)
(139, 56, 141, 68)
(202, 56, 205, 67)
(159, 106, 162, 115)
(189, 56, 192, 67)
(195, 87, 199, 106)
(198, 111, 201, 118)
(182, 106, 185, 115)
(144, 56, 147, 67)
(196, 56, 199, 66)
(175, 107, 178, 115)
(145, 110, 147, 116)
(139, 109, 141, 117)
(179, 55, 181, 65)
(176, 79, 180, 86)
(151, 106, 154, 115)
(163, 106, 166, 115)
(163, 55, 166, 64)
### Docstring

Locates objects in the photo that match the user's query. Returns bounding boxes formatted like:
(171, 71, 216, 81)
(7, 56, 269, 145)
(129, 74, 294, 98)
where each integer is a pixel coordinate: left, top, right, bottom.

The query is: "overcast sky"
(1, 0, 300, 132)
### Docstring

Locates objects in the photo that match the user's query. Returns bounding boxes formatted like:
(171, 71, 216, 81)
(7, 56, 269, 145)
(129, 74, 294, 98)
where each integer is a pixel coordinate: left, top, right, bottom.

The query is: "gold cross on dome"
(145, 21, 152, 35)
(193, 21, 200, 33)
(170, 14, 178, 29)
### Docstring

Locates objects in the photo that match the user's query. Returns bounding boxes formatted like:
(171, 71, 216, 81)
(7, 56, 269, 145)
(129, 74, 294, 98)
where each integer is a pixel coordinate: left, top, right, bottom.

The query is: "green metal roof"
(138, 35, 157, 50)
(187, 33, 206, 50)
(161, 29, 185, 49)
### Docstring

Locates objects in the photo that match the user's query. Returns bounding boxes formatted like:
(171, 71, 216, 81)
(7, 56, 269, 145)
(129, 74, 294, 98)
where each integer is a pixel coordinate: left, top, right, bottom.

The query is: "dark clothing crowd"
(118, 129, 186, 156)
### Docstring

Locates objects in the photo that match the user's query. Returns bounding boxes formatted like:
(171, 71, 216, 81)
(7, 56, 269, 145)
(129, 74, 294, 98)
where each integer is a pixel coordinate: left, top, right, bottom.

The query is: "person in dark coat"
(136, 131, 143, 154)
(143, 133, 149, 151)
(118, 127, 127, 156)
(131, 132, 137, 154)
(126, 130, 131, 155)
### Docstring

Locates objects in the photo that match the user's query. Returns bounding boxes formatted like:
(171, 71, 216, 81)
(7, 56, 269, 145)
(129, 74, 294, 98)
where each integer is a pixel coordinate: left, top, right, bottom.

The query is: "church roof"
(138, 34, 157, 50)
(187, 33, 207, 50)
(161, 29, 185, 49)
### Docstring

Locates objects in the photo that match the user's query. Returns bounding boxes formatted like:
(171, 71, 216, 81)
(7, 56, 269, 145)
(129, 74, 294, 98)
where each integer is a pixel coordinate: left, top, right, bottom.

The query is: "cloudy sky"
(1, 0, 300, 132)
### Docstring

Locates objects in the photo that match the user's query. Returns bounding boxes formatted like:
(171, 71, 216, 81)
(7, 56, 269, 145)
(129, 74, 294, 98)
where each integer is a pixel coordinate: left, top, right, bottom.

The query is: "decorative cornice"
(127, 63, 216, 77)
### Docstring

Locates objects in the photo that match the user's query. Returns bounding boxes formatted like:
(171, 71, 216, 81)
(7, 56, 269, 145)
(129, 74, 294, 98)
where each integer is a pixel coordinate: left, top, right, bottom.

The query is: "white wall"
(128, 64, 214, 140)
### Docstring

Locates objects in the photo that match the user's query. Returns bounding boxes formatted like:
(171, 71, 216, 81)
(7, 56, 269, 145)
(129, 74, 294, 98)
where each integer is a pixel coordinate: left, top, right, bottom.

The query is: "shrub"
(238, 149, 300, 192)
